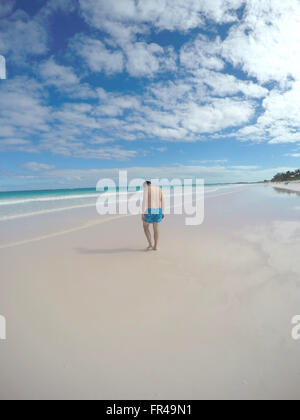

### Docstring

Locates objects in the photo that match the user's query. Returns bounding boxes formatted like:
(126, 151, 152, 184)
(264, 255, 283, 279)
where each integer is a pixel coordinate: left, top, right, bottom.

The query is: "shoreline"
(0, 184, 248, 224)
(269, 181, 300, 194)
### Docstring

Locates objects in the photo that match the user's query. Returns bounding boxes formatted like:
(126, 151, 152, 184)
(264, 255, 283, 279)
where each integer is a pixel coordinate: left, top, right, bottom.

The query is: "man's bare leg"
(143, 222, 153, 250)
(153, 223, 160, 251)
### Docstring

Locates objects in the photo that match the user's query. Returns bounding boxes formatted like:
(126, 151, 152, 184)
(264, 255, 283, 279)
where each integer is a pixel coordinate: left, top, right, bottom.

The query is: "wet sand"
(0, 184, 300, 400)
(271, 181, 300, 195)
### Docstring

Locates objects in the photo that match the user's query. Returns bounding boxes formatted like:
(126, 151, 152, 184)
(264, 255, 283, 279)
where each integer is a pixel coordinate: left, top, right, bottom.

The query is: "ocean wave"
(0, 191, 132, 206)
(0, 184, 243, 207)
(0, 185, 245, 221)
(0, 203, 97, 221)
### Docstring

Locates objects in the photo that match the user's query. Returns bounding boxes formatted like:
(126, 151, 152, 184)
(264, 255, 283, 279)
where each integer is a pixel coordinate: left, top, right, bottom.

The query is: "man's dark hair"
(145, 181, 151, 185)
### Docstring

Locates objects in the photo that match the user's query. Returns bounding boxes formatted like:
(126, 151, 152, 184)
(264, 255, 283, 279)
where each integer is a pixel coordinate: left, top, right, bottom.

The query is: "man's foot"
(146, 245, 153, 251)
(152, 246, 159, 251)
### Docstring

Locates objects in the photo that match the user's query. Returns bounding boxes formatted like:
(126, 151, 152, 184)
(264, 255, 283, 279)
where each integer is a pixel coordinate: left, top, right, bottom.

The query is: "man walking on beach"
(142, 181, 165, 251)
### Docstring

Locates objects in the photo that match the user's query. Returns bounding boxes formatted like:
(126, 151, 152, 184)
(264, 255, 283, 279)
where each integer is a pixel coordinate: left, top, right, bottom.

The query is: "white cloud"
(0, 54, 6, 79)
(6, 164, 296, 190)
(181, 98, 255, 134)
(95, 88, 141, 117)
(79, 0, 242, 77)
(66, 83, 98, 100)
(2, 0, 300, 162)
(71, 34, 176, 78)
(221, 0, 300, 85)
(125, 42, 177, 77)
(79, 0, 244, 34)
(0, 0, 15, 19)
(180, 35, 225, 71)
(0, 138, 35, 152)
(230, 165, 259, 170)
(96, 81, 256, 141)
(235, 81, 300, 144)
(40, 57, 79, 87)
(0, 77, 138, 160)
(0, 70, 258, 159)
(128, 87, 254, 140)
(76, 0, 243, 78)
(0, 0, 80, 62)
(107, 94, 255, 142)
(153, 147, 167, 153)
(147, 80, 197, 110)
(191, 68, 268, 98)
(0, 9, 48, 61)
(40, 0, 78, 16)
(0, 77, 51, 136)
(75, 0, 300, 144)
(22, 162, 55, 172)
(71, 35, 124, 75)
(285, 154, 300, 158)
(190, 159, 228, 164)
(69, 146, 138, 160)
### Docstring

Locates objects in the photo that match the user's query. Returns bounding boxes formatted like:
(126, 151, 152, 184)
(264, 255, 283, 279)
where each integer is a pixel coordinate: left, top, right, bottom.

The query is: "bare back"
(142, 185, 164, 212)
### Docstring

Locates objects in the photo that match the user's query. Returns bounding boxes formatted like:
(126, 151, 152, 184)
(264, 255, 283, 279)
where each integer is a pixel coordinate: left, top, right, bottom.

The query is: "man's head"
(144, 181, 151, 187)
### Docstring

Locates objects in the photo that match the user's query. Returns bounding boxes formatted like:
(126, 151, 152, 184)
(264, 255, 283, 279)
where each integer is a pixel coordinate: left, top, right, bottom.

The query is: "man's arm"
(160, 188, 165, 219)
(142, 188, 147, 221)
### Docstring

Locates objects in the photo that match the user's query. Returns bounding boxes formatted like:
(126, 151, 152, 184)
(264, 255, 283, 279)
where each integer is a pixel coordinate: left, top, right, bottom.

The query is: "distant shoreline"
(268, 181, 300, 194)
(0, 182, 252, 195)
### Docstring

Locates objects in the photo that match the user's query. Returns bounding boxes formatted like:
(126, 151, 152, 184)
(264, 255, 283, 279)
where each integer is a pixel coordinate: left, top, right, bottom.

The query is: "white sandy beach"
(1, 184, 300, 400)
(270, 181, 300, 194)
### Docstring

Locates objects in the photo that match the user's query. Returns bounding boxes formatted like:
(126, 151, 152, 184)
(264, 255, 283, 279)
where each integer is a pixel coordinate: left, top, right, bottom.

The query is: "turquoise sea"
(0, 184, 242, 221)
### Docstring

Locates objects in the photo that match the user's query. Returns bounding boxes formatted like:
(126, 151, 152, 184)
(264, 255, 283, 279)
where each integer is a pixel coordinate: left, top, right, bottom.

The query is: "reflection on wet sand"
(273, 187, 300, 197)
(270, 181, 300, 197)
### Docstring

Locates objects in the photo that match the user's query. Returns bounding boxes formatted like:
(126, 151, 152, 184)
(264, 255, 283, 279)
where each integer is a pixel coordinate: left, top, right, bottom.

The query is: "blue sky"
(0, 0, 300, 190)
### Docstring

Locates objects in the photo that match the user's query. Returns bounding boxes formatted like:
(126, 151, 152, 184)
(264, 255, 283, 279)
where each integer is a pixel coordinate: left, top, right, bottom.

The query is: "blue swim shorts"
(144, 208, 163, 224)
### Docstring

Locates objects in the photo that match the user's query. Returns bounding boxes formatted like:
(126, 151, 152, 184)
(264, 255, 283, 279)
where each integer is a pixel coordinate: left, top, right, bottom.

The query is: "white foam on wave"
(0, 191, 132, 206)
(0, 185, 243, 222)
(0, 184, 244, 207)
(0, 203, 97, 221)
